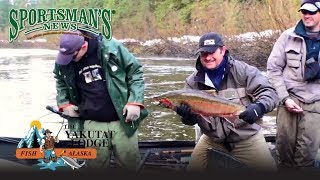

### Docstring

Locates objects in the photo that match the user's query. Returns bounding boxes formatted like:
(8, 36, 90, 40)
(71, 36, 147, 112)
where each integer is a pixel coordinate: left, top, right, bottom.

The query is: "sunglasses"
(301, 9, 318, 15)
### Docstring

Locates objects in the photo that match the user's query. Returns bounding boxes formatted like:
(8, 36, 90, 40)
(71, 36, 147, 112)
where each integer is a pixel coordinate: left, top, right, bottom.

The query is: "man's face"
(73, 41, 88, 62)
(199, 46, 226, 70)
(46, 132, 51, 138)
(301, 9, 320, 30)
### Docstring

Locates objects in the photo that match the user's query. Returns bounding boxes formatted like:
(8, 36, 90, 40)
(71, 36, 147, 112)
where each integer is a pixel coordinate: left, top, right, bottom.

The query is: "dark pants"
(276, 97, 320, 168)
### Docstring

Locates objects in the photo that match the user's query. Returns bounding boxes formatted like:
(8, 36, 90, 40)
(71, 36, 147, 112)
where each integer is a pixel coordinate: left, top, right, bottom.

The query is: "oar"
(45, 105, 69, 137)
(161, 149, 193, 154)
(136, 150, 151, 172)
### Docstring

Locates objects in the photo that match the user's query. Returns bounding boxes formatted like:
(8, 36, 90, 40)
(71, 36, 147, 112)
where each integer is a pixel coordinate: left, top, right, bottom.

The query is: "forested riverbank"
(0, 0, 302, 70)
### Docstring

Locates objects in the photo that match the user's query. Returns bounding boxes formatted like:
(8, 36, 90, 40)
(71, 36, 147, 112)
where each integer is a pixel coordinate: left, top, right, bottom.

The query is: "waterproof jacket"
(53, 36, 148, 137)
(185, 53, 278, 143)
(267, 26, 320, 104)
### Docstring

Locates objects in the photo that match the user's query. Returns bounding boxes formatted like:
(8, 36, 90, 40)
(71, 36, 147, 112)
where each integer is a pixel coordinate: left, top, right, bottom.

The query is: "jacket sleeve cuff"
(255, 102, 267, 115)
(280, 96, 290, 105)
(126, 102, 145, 110)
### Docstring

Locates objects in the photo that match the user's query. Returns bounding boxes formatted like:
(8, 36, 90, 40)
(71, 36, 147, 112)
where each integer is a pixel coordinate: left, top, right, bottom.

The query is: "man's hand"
(62, 105, 79, 117)
(239, 103, 265, 124)
(40, 139, 45, 153)
(123, 104, 140, 123)
(284, 98, 303, 113)
(55, 136, 59, 143)
(176, 103, 198, 126)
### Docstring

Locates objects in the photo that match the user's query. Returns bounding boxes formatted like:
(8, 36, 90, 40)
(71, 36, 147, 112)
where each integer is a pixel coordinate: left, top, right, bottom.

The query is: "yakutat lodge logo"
(8, 8, 116, 42)
(16, 120, 97, 171)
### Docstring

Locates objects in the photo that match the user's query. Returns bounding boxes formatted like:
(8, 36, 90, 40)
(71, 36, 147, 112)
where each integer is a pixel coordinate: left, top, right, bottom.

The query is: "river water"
(0, 49, 276, 141)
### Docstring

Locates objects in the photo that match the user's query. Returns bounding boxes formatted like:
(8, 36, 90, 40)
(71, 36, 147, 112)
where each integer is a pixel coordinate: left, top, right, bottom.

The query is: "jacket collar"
(294, 20, 308, 37)
(294, 20, 320, 40)
(100, 38, 119, 61)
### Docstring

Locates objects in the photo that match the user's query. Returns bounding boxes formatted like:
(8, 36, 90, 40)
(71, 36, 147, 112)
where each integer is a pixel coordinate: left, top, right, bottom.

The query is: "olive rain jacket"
(53, 36, 148, 137)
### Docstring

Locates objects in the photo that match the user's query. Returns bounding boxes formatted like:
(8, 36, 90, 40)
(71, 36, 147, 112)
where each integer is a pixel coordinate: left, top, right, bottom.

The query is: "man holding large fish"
(167, 32, 278, 171)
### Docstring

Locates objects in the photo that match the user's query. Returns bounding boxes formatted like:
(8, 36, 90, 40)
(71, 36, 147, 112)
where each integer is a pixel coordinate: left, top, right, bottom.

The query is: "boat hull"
(0, 135, 276, 171)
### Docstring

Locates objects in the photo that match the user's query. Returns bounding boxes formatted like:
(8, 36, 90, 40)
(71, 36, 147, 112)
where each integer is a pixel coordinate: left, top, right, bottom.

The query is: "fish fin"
(221, 117, 235, 127)
(159, 98, 174, 109)
(79, 161, 86, 167)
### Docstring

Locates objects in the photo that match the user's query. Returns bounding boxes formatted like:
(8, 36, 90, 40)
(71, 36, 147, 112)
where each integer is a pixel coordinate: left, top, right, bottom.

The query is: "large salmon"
(154, 89, 246, 117)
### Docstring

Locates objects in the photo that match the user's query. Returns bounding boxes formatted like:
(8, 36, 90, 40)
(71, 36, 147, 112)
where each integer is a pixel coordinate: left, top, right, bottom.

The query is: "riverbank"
(0, 31, 280, 71)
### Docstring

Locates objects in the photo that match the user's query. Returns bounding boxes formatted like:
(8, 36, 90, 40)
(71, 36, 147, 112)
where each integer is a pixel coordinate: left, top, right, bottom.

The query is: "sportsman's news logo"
(8, 8, 115, 42)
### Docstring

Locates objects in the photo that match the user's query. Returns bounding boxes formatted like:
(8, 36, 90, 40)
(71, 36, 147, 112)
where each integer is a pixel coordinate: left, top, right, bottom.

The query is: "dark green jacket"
(53, 36, 148, 137)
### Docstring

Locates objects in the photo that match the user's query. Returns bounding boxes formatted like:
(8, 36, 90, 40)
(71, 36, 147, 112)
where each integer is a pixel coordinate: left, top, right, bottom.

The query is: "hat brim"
(299, 3, 318, 12)
(56, 52, 74, 65)
(196, 46, 219, 54)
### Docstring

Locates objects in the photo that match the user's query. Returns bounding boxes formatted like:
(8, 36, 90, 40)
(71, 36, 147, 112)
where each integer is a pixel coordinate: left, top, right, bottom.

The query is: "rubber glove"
(62, 105, 79, 117)
(123, 104, 140, 123)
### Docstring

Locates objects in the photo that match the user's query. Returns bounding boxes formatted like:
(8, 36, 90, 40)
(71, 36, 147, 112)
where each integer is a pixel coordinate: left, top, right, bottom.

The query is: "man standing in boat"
(176, 32, 278, 171)
(53, 30, 148, 171)
(267, 0, 320, 169)
(40, 129, 59, 163)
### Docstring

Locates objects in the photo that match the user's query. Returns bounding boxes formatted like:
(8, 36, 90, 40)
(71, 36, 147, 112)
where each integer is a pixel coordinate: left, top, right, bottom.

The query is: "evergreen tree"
(20, 140, 28, 148)
(31, 131, 40, 148)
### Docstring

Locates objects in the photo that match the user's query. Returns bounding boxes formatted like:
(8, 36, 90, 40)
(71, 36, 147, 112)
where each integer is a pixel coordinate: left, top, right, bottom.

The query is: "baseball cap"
(196, 32, 224, 54)
(56, 31, 85, 65)
(299, 0, 320, 12)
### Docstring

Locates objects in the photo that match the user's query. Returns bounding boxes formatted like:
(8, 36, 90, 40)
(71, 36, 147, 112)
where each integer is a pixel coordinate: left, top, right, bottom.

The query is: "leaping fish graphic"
(60, 156, 86, 170)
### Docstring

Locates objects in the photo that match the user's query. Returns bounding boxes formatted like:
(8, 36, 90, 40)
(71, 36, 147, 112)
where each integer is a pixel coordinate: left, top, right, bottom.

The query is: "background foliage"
(0, 0, 302, 39)
(0, 0, 303, 69)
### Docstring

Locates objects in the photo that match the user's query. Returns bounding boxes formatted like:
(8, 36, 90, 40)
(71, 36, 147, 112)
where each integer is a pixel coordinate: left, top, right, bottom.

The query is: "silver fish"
(61, 156, 85, 170)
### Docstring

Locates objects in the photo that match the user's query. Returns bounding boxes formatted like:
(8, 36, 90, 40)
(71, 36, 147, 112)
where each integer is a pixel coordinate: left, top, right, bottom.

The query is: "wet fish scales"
(155, 89, 245, 116)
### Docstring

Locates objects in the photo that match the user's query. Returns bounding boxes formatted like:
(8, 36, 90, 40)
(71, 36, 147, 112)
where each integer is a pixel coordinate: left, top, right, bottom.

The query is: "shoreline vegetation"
(0, 0, 302, 71)
(0, 30, 281, 71)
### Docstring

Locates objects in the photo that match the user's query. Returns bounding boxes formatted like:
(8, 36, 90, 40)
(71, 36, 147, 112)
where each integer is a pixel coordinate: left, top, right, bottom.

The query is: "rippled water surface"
(0, 49, 276, 140)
